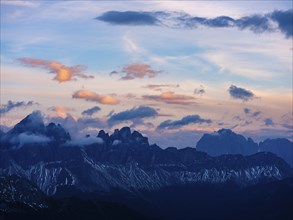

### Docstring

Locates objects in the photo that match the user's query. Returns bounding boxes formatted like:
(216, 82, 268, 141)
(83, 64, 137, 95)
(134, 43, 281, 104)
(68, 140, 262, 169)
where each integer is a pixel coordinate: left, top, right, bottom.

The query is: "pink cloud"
(18, 58, 94, 82)
(143, 91, 196, 105)
(112, 63, 161, 80)
(143, 84, 180, 91)
(72, 90, 120, 105)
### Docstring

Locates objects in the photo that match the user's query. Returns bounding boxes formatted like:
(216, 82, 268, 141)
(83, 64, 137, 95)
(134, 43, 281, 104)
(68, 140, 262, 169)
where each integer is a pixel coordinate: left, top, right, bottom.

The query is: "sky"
(0, 0, 292, 148)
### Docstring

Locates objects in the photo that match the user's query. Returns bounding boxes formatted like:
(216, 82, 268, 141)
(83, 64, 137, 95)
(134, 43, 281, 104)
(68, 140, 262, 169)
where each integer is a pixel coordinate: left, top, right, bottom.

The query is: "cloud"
(10, 133, 51, 147)
(194, 85, 205, 95)
(96, 10, 293, 38)
(228, 85, 255, 101)
(143, 91, 196, 105)
(96, 11, 158, 25)
(0, 100, 36, 115)
(48, 106, 75, 118)
(157, 114, 212, 130)
(143, 84, 179, 91)
(48, 114, 107, 139)
(271, 10, 293, 38)
(243, 108, 251, 114)
(243, 107, 261, 118)
(113, 63, 161, 80)
(18, 58, 94, 82)
(72, 90, 120, 105)
(252, 111, 261, 117)
(108, 105, 158, 125)
(81, 106, 101, 116)
(264, 118, 274, 126)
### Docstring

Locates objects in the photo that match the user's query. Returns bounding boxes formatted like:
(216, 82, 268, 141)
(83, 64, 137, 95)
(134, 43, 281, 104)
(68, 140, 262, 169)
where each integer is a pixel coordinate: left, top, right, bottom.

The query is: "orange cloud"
(48, 106, 75, 118)
(18, 58, 94, 82)
(143, 91, 196, 105)
(143, 84, 180, 91)
(72, 90, 120, 105)
(112, 63, 161, 80)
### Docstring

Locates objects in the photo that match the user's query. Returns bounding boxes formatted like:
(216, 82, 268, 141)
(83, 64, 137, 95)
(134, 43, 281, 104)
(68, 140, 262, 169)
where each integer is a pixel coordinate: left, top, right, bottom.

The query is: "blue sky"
(0, 1, 292, 147)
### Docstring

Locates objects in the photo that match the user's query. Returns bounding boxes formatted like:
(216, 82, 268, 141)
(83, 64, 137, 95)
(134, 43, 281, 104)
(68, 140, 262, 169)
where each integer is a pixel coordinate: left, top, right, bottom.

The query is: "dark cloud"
(252, 111, 261, 117)
(243, 108, 250, 114)
(81, 106, 101, 116)
(243, 107, 261, 118)
(157, 115, 212, 130)
(0, 100, 36, 115)
(108, 106, 158, 125)
(96, 11, 158, 25)
(194, 85, 205, 95)
(236, 15, 272, 33)
(264, 118, 274, 126)
(97, 10, 292, 38)
(271, 9, 293, 38)
(228, 85, 255, 101)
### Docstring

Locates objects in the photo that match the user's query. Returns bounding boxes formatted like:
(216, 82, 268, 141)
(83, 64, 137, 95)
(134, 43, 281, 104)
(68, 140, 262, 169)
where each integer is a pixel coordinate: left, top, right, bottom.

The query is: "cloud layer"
(18, 58, 94, 82)
(143, 91, 196, 105)
(0, 100, 36, 115)
(157, 114, 212, 130)
(229, 85, 255, 101)
(97, 10, 292, 38)
(72, 90, 120, 105)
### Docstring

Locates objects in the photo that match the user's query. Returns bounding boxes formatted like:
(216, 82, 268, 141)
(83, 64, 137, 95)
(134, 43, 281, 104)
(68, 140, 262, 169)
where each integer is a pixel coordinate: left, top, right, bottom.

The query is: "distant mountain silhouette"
(196, 129, 258, 156)
(196, 129, 293, 167)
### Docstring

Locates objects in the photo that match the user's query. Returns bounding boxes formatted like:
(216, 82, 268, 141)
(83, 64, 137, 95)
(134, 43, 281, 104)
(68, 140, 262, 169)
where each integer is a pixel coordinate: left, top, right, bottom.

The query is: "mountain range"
(0, 112, 293, 219)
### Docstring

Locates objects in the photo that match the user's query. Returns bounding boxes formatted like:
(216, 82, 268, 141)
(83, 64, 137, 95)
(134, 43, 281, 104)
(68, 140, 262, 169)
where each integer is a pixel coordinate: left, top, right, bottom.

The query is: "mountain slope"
(0, 113, 292, 197)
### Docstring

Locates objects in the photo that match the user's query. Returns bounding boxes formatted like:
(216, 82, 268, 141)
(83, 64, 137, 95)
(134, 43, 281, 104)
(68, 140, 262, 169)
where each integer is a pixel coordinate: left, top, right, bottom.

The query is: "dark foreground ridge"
(0, 112, 293, 219)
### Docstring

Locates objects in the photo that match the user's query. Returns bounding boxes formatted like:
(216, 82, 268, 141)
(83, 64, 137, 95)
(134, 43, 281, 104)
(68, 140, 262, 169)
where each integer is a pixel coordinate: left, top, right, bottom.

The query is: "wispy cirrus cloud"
(228, 85, 255, 101)
(81, 106, 101, 116)
(143, 84, 179, 91)
(18, 58, 94, 82)
(97, 10, 292, 38)
(108, 105, 158, 126)
(72, 90, 120, 105)
(157, 114, 212, 130)
(111, 63, 162, 80)
(0, 100, 37, 116)
(143, 91, 196, 105)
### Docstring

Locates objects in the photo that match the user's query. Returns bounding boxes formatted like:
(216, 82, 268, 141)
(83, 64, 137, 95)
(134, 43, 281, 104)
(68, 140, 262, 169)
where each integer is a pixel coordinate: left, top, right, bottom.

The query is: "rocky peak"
(97, 130, 109, 141)
(8, 111, 45, 135)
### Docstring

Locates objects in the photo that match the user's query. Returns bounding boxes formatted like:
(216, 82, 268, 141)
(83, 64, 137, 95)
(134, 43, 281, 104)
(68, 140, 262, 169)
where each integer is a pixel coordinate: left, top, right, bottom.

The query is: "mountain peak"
(217, 128, 234, 135)
(197, 128, 258, 156)
(45, 122, 71, 143)
(8, 111, 45, 135)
